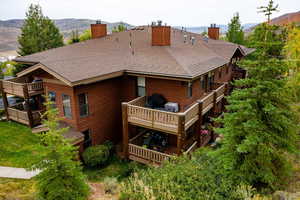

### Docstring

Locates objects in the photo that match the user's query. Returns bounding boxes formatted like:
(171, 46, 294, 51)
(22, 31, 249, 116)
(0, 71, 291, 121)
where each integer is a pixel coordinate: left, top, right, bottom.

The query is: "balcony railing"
(126, 96, 199, 135)
(128, 144, 173, 165)
(1, 79, 44, 97)
(125, 83, 226, 135)
(7, 107, 42, 126)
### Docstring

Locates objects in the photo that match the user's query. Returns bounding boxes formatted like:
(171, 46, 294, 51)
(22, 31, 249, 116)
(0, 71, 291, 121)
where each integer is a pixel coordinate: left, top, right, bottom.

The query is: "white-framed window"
(78, 93, 89, 118)
(62, 94, 72, 119)
(48, 91, 56, 107)
(137, 77, 146, 97)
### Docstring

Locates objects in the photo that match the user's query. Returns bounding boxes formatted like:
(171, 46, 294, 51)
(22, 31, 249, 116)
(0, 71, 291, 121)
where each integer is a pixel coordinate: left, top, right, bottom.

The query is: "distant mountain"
(175, 23, 257, 34)
(269, 11, 300, 26)
(245, 11, 300, 33)
(0, 19, 134, 54)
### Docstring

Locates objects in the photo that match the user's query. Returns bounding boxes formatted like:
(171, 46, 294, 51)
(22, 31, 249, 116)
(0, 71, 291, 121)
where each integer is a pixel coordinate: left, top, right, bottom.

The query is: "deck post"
(122, 102, 129, 158)
(212, 90, 218, 117)
(197, 101, 203, 147)
(0, 81, 9, 120)
(177, 114, 185, 155)
(23, 84, 34, 128)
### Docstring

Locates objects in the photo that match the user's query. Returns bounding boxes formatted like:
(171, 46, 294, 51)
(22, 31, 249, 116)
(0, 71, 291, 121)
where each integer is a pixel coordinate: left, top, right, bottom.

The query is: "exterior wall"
(44, 81, 77, 128)
(74, 77, 119, 145)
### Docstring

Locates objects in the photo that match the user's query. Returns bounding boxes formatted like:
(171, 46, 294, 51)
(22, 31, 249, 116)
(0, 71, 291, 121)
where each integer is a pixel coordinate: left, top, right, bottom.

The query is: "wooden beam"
(177, 114, 185, 155)
(0, 81, 9, 120)
(23, 84, 34, 128)
(122, 103, 129, 158)
(197, 101, 203, 147)
(212, 90, 218, 117)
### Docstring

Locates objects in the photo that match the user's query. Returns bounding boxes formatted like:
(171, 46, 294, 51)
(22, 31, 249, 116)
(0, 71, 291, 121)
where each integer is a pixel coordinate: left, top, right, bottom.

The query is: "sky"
(0, 0, 299, 26)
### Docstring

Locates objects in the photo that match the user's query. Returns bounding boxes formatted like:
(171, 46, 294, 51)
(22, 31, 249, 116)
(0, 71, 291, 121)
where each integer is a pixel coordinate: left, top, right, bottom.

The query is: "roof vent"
(183, 34, 188, 43)
(151, 21, 157, 26)
(157, 20, 162, 26)
(203, 36, 209, 43)
(191, 36, 195, 45)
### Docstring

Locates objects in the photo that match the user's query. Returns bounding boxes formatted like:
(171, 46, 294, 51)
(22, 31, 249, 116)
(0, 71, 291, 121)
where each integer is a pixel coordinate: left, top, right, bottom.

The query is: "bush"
(0, 109, 5, 119)
(83, 145, 111, 167)
(120, 149, 239, 200)
(103, 177, 119, 195)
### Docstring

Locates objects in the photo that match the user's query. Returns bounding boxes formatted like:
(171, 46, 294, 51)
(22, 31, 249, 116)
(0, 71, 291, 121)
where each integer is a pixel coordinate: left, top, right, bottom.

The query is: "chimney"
(208, 24, 220, 40)
(91, 20, 107, 39)
(151, 20, 171, 46)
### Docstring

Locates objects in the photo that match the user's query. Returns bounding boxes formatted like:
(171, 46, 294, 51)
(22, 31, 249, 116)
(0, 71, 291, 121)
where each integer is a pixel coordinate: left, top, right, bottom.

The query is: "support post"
(177, 114, 185, 155)
(0, 81, 9, 120)
(23, 84, 34, 128)
(212, 90, 218, 117)
(122, 103, 129, 158)
(197, 101, 203, 147)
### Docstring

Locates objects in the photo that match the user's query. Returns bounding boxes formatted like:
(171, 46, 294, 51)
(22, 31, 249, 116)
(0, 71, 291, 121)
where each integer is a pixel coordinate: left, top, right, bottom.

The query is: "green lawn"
(0, 121, 46, 168)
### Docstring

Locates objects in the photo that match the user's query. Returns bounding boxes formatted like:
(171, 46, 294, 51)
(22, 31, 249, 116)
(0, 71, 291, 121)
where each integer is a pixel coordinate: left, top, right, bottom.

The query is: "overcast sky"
(0, 0, 299, 26)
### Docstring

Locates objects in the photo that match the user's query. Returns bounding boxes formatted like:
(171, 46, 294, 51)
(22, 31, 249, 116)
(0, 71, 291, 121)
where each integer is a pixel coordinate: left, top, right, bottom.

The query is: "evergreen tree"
(31, 99, 90, 200)
(226, 13, 244, 45)
(18, 4, 64, 56)
(258, 0, 279, 23)
(215, 0, 298, 191)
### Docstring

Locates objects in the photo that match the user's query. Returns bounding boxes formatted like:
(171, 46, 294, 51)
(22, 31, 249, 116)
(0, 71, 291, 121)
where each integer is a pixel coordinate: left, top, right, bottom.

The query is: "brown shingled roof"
(15, 26, 254, 85)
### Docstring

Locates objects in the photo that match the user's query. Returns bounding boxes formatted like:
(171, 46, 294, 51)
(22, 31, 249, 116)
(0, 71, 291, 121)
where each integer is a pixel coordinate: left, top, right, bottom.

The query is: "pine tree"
(226, 13, 244, 45)
(258, 0, 279, 23)
(18, 4, 64, 56)
(31, 99, 90, 200)
(215, 0, 298, 191)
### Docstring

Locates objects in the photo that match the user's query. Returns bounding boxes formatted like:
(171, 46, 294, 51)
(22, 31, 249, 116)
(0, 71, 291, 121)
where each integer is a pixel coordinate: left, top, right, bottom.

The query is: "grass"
(83, 156, 146, 182)
(0, 121, 46, 168)
(0, 178, 36, 200)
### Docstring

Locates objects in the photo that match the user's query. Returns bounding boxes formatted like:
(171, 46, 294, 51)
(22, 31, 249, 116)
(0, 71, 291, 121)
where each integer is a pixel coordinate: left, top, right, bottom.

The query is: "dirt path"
(89, 182, 119, 200)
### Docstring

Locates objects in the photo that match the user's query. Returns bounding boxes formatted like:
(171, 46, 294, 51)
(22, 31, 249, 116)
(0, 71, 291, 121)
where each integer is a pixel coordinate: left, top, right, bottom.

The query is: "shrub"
(0, 109, 5, 119)
(83, 145, 110, 167)
(103, 177, 119, 195)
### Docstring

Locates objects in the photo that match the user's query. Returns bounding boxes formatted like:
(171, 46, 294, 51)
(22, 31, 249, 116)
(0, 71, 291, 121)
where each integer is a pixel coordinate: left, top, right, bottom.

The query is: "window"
(187, 82, 192, 98)
(62, 94, 72, 119)
(137, 77, 146, 97)
(219, 68, 222, 78)
(200, 76, 205, 89)
(226, 65, 229, 74)
(48, 91, 56, 107)
(78, 93, 89, 117)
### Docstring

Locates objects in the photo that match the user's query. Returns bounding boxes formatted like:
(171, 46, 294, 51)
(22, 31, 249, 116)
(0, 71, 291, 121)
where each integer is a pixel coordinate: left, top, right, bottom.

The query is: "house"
(0, 21, 254, 165)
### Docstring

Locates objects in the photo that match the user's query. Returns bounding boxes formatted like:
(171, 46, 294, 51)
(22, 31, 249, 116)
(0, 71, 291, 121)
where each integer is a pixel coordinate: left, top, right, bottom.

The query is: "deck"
(128, 131, 198, 165)
(124, 83, 226, 136)
(1, 79, 44, 97)
(7, 107, 43, 126)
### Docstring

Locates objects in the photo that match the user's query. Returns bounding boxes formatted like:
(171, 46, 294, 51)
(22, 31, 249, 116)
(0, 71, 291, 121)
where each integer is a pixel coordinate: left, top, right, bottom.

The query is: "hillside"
(0, 19, 133, 55)
(269, 11, 300, 26)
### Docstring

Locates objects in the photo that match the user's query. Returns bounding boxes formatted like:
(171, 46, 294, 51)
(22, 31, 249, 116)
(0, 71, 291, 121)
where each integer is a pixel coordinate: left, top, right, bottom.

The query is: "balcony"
(7, 107, 43, 126)
(128, 130, 198, 165)
(1, 79, 44, 97)
(123, 83, 226, 136)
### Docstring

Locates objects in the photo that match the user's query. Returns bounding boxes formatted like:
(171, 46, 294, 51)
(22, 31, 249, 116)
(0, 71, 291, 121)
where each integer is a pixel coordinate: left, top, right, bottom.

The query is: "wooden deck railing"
(7, 108, 42, 126)
(127, 96, 199, 135)
(128, 143, 173, 164)
(1, 80, 44, 97)
(125, 83, 226, 136)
